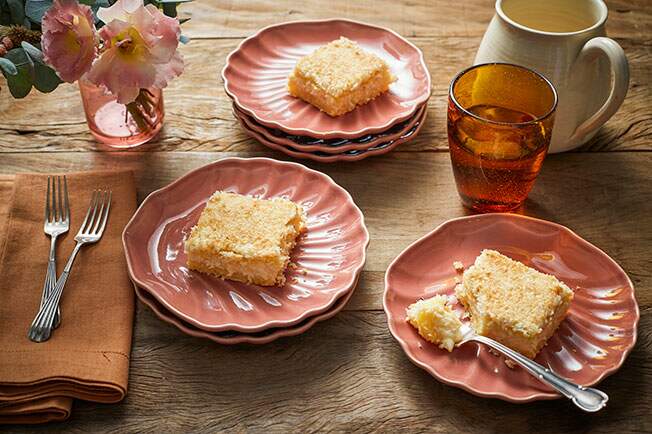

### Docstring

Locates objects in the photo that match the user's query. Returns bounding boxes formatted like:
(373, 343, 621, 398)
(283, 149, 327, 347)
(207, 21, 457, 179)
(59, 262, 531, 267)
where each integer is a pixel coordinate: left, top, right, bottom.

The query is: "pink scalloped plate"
(123, 158, 369, 333)
(235, 105, 427, 162)
(384, 214, 639, 402)
(222, 19, 431, 138)
(133, 279, 356, 345)
(234, 103, 426, 154)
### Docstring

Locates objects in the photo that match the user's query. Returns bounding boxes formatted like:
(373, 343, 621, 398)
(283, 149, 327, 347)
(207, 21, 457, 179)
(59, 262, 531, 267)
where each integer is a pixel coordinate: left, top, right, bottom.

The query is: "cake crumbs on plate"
(453, 261, 465, 273)
(504, 359, 517, 369)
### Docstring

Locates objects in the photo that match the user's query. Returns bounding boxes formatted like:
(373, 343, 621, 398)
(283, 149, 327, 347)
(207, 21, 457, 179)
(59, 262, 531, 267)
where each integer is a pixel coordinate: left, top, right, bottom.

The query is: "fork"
(41, 176, 70, 328)
(28, 190, 112, 343)
(458, 322, 609, 412)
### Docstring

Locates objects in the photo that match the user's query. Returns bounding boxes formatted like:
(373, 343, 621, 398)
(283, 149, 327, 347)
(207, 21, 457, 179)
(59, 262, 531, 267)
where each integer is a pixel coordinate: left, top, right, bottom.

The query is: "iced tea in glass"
(448, 63, 557, 212)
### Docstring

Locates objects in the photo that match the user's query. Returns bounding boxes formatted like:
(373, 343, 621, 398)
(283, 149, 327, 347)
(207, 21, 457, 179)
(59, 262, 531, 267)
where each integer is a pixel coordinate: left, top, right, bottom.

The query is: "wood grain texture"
(0, 0, 650, 431)
(0, 37, 650, 152)
(0, 151, 649, 312)
(7, 307, 651, 433)
(178, 0, 652, 39)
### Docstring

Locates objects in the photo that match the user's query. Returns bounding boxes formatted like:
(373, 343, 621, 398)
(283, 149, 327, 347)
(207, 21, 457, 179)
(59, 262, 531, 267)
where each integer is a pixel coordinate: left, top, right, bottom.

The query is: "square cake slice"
(455, 249, 573, 358)
(288, 37, 395, 117)
(184, 192, 305, 286)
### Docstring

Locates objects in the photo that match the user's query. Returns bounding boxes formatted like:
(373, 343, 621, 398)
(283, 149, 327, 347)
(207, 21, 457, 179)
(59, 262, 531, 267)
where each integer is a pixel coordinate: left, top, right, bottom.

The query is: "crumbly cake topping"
(291, 37, 391, 97)
(186, 192, 305, 258)
(459, 249, 573, 337)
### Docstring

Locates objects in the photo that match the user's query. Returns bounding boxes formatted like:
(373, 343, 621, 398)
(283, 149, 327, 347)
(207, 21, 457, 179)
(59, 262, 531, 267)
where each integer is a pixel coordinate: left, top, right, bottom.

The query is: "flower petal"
(41, 0, 97, 82)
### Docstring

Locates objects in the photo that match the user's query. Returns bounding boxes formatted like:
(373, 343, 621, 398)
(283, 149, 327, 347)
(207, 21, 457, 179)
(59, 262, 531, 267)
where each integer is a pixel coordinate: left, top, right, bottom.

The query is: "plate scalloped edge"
(221, 18, 432, 138)
(383, 213, 639, 403)
(122, 157, 370, 333)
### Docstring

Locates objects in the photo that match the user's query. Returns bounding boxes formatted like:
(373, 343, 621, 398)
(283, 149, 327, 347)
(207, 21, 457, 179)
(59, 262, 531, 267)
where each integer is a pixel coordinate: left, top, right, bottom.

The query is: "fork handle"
(28, 243, 82, 342)
(39, 259, 56, 309)
(40, 237, 61, 327)
(472, 335, 609, 412)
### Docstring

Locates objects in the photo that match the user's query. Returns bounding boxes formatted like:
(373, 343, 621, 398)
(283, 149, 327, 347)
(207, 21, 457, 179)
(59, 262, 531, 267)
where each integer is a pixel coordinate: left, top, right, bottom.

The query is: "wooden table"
(1, 1, 650, 432)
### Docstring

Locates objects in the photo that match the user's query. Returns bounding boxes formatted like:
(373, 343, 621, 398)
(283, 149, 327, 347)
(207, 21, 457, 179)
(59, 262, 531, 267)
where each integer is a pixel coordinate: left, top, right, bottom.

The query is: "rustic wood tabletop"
(1, 0, 650, 432)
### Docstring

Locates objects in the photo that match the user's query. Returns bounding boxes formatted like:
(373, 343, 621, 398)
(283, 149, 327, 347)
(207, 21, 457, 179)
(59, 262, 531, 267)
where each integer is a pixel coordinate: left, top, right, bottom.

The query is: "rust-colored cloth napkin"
(0, 170, 137, 424)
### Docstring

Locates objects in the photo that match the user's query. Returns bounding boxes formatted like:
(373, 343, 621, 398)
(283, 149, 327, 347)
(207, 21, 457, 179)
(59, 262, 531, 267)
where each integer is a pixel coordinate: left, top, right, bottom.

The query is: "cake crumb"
(488, 348, 500, 357)
(504, 359, 517, 369)
(453, 261, 465, 273)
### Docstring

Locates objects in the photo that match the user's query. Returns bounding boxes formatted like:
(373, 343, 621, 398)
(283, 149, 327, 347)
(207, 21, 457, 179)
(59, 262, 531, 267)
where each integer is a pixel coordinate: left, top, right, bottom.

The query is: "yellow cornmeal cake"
(287, 37, 395, 117)
(456, 250, 574, 358)
(184, 191, 305, 286)
(406, 295, 463, 352)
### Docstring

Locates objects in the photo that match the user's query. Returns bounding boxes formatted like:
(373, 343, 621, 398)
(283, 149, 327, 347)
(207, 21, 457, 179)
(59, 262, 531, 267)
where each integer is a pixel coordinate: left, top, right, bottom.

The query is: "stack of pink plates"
(123, 158, 369, 344)
(222, 19, 432, 162)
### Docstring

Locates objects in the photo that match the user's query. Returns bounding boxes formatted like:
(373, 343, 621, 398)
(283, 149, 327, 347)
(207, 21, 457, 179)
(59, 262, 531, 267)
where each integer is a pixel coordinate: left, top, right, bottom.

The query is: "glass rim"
(449, 62, 559, 127)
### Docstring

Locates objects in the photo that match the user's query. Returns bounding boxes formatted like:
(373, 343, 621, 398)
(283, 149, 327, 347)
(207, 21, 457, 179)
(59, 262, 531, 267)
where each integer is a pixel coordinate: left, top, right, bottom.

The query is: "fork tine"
(63, 175, 70, 222)
(91, 191, 107, 234)
(57, 176, 63, 222)
(45, 176, 51, 223)
(79, 191, 98, 235)
(96, 191, 111, 235)
(50, 175, 57, 222)
(83, 191, 102, 234)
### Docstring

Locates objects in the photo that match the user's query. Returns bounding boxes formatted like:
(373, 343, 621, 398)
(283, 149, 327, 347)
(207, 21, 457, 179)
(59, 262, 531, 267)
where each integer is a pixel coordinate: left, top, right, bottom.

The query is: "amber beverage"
(447, 63, 557, 212)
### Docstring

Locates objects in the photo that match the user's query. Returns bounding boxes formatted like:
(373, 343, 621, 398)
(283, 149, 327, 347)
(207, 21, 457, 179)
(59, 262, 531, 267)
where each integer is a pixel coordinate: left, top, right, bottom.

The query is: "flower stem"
(125, 89, 158, 133)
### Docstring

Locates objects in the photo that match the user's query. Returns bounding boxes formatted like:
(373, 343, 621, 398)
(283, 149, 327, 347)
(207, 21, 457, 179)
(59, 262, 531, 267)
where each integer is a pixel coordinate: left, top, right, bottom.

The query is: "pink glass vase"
(79, 79, 164, 149)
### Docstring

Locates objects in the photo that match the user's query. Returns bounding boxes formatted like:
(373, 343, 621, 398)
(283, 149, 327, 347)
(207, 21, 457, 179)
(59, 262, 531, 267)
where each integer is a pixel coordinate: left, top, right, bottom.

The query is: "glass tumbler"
(447, 63, 558, 212)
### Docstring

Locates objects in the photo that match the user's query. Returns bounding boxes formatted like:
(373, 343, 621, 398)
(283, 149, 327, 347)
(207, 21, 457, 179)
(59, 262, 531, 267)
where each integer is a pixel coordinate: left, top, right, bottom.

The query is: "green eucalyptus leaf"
(5, 48, 35, 98)
(25, 0, 53, 23)
(178, 17, 190, 25)
(3, 48, 33, 98)
(4, 46, 29, 67)
(162, 2, 177, 18)
(0, 0, 13, 26)
(5, 70, 32, 97)
(21, 41, 45, 62)
(32, 61, 61, 92)
(6, 0, 25, 24)
(0, 57, 18, 75)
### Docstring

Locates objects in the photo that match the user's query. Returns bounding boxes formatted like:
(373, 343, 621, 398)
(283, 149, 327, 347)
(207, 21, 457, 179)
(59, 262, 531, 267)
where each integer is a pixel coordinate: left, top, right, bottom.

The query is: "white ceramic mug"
(474, 0, 629, 153)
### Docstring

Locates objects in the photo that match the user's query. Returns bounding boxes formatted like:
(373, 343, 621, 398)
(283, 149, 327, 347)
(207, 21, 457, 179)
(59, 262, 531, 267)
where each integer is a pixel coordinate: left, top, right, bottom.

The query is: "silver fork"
(28, 190, 112, 343)
(41, 176, 70, 328)
(458, 322, 609, 412)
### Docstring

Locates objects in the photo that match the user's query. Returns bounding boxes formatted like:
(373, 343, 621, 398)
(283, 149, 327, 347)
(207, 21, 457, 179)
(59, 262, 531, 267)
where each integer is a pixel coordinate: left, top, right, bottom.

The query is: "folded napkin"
(0, 170, 137, 424)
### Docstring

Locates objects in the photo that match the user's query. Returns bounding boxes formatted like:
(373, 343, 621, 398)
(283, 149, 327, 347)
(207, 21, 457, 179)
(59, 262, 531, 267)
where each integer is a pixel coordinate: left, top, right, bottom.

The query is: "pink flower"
(87, 0, 184, 104)
(41, 0, 97, 83)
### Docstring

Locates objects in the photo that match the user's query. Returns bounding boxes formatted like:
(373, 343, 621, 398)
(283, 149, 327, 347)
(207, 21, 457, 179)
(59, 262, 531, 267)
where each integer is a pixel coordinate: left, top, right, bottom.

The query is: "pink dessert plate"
(123, 157, 369, 333)
(234, 103, 426, 154)
(222, 19, 431, 138)
(134, 279, 356, 345)
(384, 213, 639, 402)
(235, 105, 427, 163)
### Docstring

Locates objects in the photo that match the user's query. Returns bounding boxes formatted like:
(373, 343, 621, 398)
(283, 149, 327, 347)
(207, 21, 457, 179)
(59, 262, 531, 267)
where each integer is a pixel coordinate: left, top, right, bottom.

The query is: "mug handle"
(568, 37, 629, 145)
